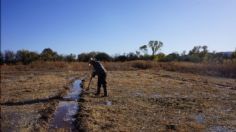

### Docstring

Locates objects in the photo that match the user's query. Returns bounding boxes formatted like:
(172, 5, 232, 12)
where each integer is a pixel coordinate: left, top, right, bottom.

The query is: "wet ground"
(49, 80, 82, 131)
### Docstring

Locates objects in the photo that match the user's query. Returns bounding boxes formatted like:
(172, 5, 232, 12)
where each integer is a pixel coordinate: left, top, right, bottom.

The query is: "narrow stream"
(49, 80, 82, 131)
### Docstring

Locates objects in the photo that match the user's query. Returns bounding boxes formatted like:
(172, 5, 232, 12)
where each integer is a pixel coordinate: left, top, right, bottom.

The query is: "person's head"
(89, 57, 96, 67)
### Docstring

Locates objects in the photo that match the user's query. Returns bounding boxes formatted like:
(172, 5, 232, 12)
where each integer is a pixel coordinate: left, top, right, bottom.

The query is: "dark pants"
(96, 74, 107, 96)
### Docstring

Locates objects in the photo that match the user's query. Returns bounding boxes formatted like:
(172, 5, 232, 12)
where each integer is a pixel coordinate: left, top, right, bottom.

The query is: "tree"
(148, 40, 163, 57)
(95, 52, 112, 61)
(139, 45, 148, 55)
(163, 52, 180, 62)
(114, 54, 127, 62)
(188, 45, 209, 62)
(0, 51, 4, 64)
(126, 52, 138, 61)
(77, 52, 97, 62)
(16, 50, 39, 64)
(189, 46, 201, 55)
(200, 45, 208, 58)
(4, 50, 16, 64)
(232, 48, 236, 59)
(65, 54, 76, 62)
(40, 48, 58, 61)
(154, 52, 165, 61)
(135, 51, 141, 58)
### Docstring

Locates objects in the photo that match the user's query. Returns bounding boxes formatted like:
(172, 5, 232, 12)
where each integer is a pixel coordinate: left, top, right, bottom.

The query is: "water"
(105, 101, 112, 106)
(208, 125, 235, 132)
(49, 80, 82, 131)
(63, 80, 82, 101)
(195, 113, 205, 124)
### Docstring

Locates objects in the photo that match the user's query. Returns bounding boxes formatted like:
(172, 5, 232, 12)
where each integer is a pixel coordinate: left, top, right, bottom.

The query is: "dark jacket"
(90, 61, 106, 78)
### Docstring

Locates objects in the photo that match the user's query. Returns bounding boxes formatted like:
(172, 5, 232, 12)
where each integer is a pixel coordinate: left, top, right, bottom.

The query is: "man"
(87, 58, 108, 97)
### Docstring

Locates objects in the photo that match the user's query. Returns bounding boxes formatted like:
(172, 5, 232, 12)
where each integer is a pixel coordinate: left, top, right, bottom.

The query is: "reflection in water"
(195, 113, 205, 124)
(105, 101, 112, 106)
(50, 80, 82, 130)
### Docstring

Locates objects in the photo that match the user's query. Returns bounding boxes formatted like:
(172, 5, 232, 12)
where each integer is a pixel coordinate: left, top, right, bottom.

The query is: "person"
(87, 58, 108, 97)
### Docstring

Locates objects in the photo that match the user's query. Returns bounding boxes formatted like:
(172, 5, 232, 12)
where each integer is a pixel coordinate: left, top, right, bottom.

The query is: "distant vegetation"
(1, 40, 236, 65)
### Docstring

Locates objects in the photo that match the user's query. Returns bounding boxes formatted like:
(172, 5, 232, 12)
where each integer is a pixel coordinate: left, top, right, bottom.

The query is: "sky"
(1, 0, 236, 55)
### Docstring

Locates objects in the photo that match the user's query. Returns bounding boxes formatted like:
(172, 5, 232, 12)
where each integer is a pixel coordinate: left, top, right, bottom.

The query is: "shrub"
(131, 61, 154, 69)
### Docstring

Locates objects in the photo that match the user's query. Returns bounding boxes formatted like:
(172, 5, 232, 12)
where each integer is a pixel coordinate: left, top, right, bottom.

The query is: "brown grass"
(0, 69, 85, 131)
(78, 70, 236, 131)
(1, 61, 236, 131)
(2, 61, 235, 78)
(161, 62, 236, 78)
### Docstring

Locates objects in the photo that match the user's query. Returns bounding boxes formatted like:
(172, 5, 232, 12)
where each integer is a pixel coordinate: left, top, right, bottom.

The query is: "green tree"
(135, 51, 141, 57)
(154, 52, 165, 61)
(40, 48, 58, 61)
(200, 45, 208, 58)
(16, 50, 39, 64)
(189, 46, 201, 55)
(95, 52, 112, 61)
(77, 52, 97, 62)
(148, 40, 163, 57)
(0, 51, 4, 64)
(139, 45, 148, 55)
(4, 50, 16, 64)
(163, 52, 180, 62)
(65, 54, 76, 62)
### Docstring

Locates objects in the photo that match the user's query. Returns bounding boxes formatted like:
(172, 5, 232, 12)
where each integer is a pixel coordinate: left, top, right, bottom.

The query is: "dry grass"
(105, 61, 236, 78)
(1, 61, 236, 131)
(0, 69, 85, 131)
(2, 61, 235, 78)
(160, 62, 236, 78)
(78, 70, 236, 131)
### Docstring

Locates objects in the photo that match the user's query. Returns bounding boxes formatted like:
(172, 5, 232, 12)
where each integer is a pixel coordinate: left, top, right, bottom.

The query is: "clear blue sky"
(1, 0, 236, 55)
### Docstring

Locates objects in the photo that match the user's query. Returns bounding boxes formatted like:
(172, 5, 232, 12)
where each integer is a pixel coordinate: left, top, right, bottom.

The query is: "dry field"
(0, 69, 85, 131)
(1, 62, 236, 131)
(79, 70, 236, 131)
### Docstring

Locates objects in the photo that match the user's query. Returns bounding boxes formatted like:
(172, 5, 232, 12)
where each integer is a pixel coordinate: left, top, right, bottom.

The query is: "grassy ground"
(0, 70, 85, 131)
(1, 62, 236, 131)
(79, 70, 236, 131)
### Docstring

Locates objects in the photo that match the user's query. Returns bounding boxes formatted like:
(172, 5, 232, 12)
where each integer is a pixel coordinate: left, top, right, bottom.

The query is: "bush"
(131, 61, 154, 69)
(161, 53, 180, 62)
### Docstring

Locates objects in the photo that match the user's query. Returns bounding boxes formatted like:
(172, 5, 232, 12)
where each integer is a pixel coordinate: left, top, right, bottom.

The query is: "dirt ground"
(1, 69, 236, 131)
(79, 70, 236, 131)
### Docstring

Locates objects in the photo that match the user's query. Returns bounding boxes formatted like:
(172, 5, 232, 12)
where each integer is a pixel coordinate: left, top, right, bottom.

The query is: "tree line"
(1, 40, 236, 64)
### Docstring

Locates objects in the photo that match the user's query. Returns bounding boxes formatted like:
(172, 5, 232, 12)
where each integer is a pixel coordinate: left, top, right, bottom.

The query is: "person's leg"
(96, 77, 102, 95)
(102, 75, 108, 96)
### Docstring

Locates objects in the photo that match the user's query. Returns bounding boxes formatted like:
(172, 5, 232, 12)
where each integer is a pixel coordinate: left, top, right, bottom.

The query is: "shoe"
(102, 94, 108, 97)
(94, 93, 100, 96)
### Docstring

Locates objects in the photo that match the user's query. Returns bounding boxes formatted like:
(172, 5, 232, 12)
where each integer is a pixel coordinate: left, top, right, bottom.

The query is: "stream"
(49, 80, 82, 131)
